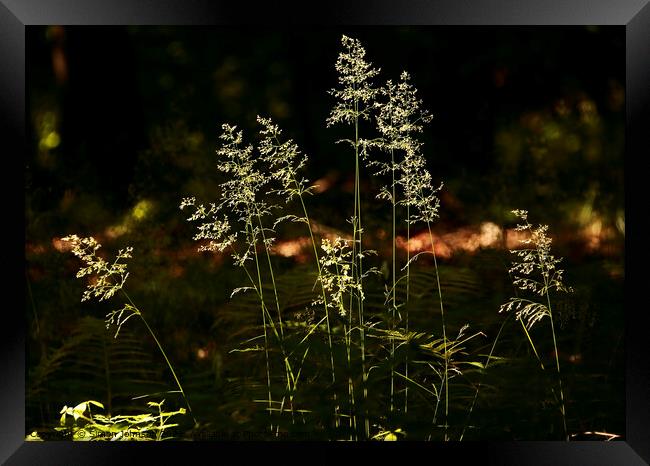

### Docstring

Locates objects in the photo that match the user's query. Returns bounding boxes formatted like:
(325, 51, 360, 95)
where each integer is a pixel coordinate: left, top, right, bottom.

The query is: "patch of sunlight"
(582, 215, 608, 252)
(274, 237, 310, 257)
(578, 187, 598, 226)
(105, 224, 130, 239)
(104, 199, 153, 238)
(40, 131, 61, 149)
(479, 222, 502, 247)
(52, 237, 73, 252)
(578, 203, 593, 225)
(131, 200, 153, 222)
(616, 210, 625, 236)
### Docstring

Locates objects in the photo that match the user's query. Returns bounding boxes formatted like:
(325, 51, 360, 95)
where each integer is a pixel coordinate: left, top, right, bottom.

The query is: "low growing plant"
(55, 400, 186, 441)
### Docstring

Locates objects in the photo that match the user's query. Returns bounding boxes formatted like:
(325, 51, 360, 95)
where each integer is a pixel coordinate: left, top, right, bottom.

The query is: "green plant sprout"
(55, 400, 185, 441)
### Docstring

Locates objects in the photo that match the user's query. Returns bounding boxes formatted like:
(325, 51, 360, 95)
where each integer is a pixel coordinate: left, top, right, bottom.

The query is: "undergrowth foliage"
(50, 35, 583, 442)
(49, 400, 186, 441)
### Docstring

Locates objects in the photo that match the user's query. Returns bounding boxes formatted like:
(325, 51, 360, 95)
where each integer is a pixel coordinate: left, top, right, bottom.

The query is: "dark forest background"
(25, 26, 625, 440)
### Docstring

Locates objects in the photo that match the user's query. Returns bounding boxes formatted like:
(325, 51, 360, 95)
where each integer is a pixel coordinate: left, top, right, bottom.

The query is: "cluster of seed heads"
(61, 235, 141, 338)
(358, 63, 442, 224)
(315, 237, 372, 317)
(508, 209, 572, 296)
(257, 116, 311, 202)
(180, 120, 296, 265)
(327, 35, 381, 128)
(500, 210, 572, 329)
(62, 235, 133, 302)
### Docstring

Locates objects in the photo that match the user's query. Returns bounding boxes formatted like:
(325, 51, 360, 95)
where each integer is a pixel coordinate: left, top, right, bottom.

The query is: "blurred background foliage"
(26, 26, 624, 440)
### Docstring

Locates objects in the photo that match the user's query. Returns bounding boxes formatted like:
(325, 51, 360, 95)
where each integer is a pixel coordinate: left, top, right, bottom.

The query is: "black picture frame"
(4, 1, 648, 464)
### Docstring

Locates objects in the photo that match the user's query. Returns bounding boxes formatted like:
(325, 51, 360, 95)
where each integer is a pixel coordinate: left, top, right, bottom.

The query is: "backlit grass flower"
(499, 209, 571, 439)
(500, 210, 572, 329)
(500, 210, 572, 323)
(316, 237, 364, 317)
(327, 35, 381, 128)
(257, 115, 311, 202)
(62, 235, 195, 423)
(180, 123, 278, 260)
(383, 74, 441, 224)
(403, 158, 443, 225)
(362, 71, 442, 224)
(216, 123, 272, 219)
(62, 235, 133, 302)
(179, 197, 237, 253)
(364, 71, 432, 163)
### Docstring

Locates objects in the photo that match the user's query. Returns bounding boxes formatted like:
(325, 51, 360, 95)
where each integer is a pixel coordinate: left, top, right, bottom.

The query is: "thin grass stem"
(390, 147, 396, 415)
(296, 192, 340, 428)
(120, 290, 196, 427)
(246, 220, 275, 433)
(459, 312, 511, 440)
(426, 221, 449, 441)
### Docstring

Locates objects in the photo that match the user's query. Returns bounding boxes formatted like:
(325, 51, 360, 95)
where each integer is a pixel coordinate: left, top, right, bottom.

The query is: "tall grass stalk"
(427, 222, 449, 440)
(234, 216, 297, 432)
(355, 98, 372, 439)
(404, 199, 410, 414)
(256, 211, 284, 337)
(318, 237, 364, 439)
(363, 69, 446, 435)
(547, 298, 568, 441)
(229, 235, 306, 431)
(257, 117, 340, 429)
(352, 52, 370, 440)
(299, 195, 340, 427)
(346, 281, 357, 439)
(233, 181, 299, 430)
(252, 209, 298, 427)
(247, 220, 275, 431)
(180, 123, 302, 432)
(500, 209, 572, 440)
(390, 145, 397, 414)
(327, 35, 380, 438)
